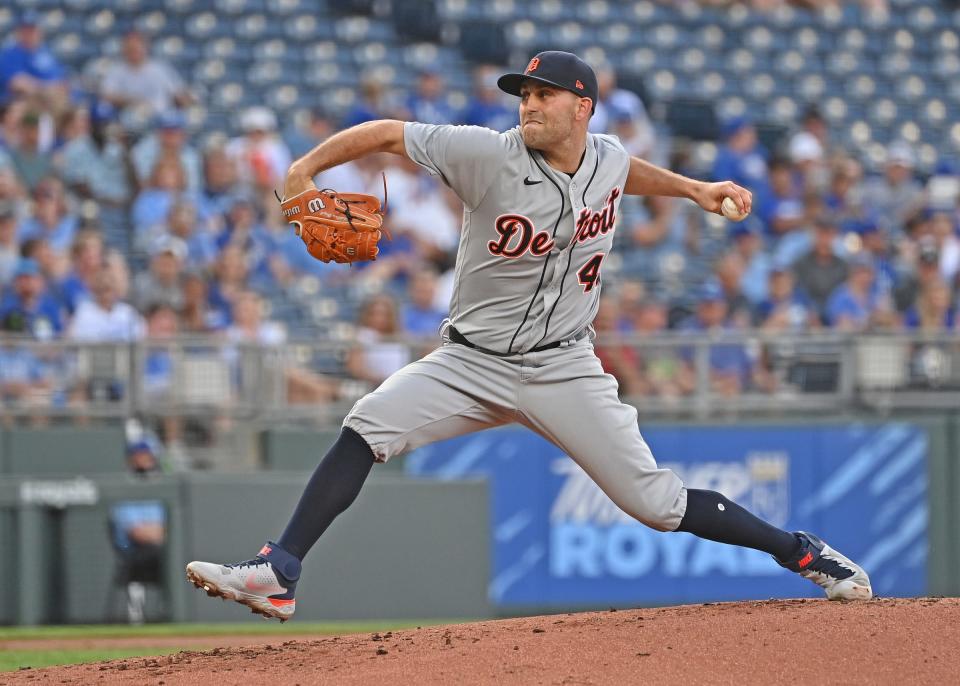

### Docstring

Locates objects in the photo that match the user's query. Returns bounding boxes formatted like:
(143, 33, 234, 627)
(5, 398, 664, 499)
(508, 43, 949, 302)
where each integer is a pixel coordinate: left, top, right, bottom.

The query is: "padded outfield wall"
(0, 416, 956, 625)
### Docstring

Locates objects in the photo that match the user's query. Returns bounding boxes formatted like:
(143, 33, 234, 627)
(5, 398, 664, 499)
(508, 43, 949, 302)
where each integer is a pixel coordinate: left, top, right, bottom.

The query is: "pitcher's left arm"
(624, 156, 752, 217)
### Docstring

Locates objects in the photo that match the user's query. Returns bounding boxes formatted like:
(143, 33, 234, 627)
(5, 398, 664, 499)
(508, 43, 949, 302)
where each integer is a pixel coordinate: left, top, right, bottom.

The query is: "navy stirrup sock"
(675, 488, 802, 561)
(276, 427, 376, 561)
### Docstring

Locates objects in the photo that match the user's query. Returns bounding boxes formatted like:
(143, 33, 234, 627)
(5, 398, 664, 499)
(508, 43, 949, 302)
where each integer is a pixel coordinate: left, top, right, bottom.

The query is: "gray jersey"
(404, 122, 630, 354)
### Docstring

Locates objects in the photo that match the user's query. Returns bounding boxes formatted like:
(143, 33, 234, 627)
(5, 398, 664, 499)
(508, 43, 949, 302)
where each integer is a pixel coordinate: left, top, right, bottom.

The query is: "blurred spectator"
(925, 210, 960, 284)
(105, 248, 131, 301)
(762, 158, 805, 241)
(730, 221, 771, 305)
(131, 111, 202, 193)
(713, 252, 752, 327)
(224, 290, 285, 345)
(143, 302, 178, 386)
(20, 237, 62, 286)
(682, 282, 757, 397)
(462, 65, 517, 132)
(0, 330, 52, 417)
(590, 65, 657, 162)
(856, 221, 896, 296)
(860, 142, 924, 238)
(7, 109, 54, 191)
(631, 297, 695, 397)
(402, 266, 447, 336)
(0, 258, 63, 340)
(894, 236, 943, 313)
(386, 157, 461, 261)
(226, 107, 291, 194)
(132, 158, 191, 248)
(109, 440, 167, 623)
(593, 295, 645, 396)
(180, 270, 220, 333)
(346, 294, 410, 385)
(787, 131, 825, 193)
(0, 201, 18, 283)
(58, 229, 103, 313)
(822, 157, 864, 230)
(68, 268, 144, 342)
(17, 177, 78, 255)
(343, 72, 393, 127)
(754, 265, 816, 332)
(824, 255, 883, 331)
(0, 12, 68, 108)
(793, 216, 848, 316)
(404, 69, 458, 125)
(58, 101, 133, 251)
(198, 145, 240, 221)
(208, 244, 250, 326)
(712, 116, 771, 214)
(162, 200, 217, 270)
(54, 105, 90, 151)
(904, 279, 956, 332)
(224, 290, 335, 405)
(100, 29, 192, 116)
(790, 104, 829, 153)
(132, 236, 186, 311)
(140, 304, 187, 453)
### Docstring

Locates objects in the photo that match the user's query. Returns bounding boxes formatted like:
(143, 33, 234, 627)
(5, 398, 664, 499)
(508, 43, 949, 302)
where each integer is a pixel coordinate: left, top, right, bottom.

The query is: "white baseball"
(721, 196, 749, 222)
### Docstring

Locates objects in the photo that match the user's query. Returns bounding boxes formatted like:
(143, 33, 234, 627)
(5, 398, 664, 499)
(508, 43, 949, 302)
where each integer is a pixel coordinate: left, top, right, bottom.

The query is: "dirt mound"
(8, 598, 958, 685)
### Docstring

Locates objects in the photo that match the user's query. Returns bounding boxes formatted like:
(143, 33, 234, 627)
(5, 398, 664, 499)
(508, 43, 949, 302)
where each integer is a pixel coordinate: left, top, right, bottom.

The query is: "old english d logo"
(308, 197, 326, 213)
(526, 57, 540, 73)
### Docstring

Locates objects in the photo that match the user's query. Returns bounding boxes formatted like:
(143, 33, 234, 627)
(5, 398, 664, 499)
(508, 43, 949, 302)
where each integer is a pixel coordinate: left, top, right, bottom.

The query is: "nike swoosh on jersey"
(523, 177, 542, 185)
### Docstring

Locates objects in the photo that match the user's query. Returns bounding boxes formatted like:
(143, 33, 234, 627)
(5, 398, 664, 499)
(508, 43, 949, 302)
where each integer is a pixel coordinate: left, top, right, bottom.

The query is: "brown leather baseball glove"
(279, 184, 388, 264)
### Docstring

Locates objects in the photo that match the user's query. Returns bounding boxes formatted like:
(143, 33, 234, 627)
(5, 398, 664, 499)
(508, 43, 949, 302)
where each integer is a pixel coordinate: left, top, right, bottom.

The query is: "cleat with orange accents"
(776, 531, 872, 601)
(186, 541, 300, 621)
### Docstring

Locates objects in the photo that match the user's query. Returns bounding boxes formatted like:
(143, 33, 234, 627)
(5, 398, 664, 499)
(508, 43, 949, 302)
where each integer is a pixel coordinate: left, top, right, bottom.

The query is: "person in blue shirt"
(403, 68, 458, 125)
(824, 255, 880, 331)
(342, 73, 394, 128)
(753, 264, 816, 331)
(401, 267, 447, 337)
(461, 65, 517, 132)
(0, 258, 63, 340)
(712, 116, 771, 217)
(903, 279, 956, 332)
(16, 177, 79, 255)
(0, 12, 68, 104)
(681, 282, 757, 396)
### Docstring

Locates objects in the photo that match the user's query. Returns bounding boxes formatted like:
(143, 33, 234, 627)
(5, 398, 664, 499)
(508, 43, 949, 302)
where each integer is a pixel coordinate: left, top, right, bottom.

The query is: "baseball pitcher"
(187, 52, 871, 620)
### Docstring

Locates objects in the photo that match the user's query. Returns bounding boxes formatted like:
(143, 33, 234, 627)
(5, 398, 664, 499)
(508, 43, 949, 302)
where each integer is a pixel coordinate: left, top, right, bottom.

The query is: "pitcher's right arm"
(283, 119, 407, 198)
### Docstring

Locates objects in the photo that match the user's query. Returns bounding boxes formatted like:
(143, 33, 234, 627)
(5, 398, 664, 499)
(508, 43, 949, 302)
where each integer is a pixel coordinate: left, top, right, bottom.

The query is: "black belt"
(448, 326, 586, 357)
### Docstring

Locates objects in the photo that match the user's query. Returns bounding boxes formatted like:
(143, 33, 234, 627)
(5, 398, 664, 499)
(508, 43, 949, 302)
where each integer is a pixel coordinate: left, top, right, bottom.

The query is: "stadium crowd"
(1, 6, 959, 421)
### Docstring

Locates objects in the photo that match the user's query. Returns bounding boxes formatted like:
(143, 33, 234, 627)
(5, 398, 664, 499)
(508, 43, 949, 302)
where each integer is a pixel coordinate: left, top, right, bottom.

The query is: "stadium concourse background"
(2, 0, 960, 624)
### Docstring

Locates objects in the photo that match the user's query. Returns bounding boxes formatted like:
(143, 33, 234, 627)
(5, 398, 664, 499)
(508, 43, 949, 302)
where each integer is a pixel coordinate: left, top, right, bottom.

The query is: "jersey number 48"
(577, 253, 605, 293)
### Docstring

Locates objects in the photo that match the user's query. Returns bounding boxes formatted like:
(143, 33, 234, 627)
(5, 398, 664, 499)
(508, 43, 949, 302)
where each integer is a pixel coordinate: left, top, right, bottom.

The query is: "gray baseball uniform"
(343, 122, 687, 532)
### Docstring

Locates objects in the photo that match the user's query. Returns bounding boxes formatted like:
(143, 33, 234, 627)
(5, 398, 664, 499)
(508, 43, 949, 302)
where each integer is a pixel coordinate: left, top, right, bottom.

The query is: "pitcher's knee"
(619, 485, 688, 533)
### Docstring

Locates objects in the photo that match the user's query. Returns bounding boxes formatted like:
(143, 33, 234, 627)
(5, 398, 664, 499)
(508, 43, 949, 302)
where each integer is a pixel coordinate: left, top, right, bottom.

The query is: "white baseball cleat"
(777, 531, 873, 601)
(186, 542, 300, 621)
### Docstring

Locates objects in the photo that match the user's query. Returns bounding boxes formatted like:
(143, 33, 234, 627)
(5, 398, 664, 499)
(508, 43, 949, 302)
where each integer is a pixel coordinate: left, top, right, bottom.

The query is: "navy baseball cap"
(498, 51, 598, 114)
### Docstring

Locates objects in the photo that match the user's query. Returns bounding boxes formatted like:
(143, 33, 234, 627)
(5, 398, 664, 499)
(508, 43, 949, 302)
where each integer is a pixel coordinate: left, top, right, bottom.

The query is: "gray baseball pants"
(344, 338, 688, 531)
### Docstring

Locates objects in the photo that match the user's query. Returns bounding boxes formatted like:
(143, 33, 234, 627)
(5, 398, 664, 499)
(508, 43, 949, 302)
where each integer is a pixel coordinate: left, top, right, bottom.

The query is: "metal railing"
(1, 331, 959, 425)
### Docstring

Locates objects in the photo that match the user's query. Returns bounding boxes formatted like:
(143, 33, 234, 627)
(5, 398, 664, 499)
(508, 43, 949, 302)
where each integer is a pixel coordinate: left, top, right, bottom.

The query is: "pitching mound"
(7, 598, 958, 685)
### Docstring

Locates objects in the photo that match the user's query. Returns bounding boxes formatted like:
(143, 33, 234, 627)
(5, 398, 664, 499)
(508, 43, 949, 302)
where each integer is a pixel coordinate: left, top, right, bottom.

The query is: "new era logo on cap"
(576, 80, 584, 89)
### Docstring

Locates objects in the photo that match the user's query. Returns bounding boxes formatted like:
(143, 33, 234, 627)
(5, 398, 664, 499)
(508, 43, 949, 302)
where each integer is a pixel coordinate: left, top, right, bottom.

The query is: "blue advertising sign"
(405, 423, 927, 607)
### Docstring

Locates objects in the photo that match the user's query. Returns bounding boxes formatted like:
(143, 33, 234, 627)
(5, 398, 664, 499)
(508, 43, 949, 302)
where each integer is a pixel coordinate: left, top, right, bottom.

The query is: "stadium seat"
(664, 98, 718, 141)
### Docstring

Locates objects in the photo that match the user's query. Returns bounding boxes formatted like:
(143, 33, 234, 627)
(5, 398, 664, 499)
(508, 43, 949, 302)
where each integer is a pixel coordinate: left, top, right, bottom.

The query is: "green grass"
(0, 648, 183, 672)
(0, 619, 445, 641)
(0, 620, 455, 672)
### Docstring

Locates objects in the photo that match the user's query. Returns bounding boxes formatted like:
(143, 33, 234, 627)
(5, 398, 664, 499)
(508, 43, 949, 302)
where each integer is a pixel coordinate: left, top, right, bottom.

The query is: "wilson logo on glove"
(277, 174, 389, 265)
